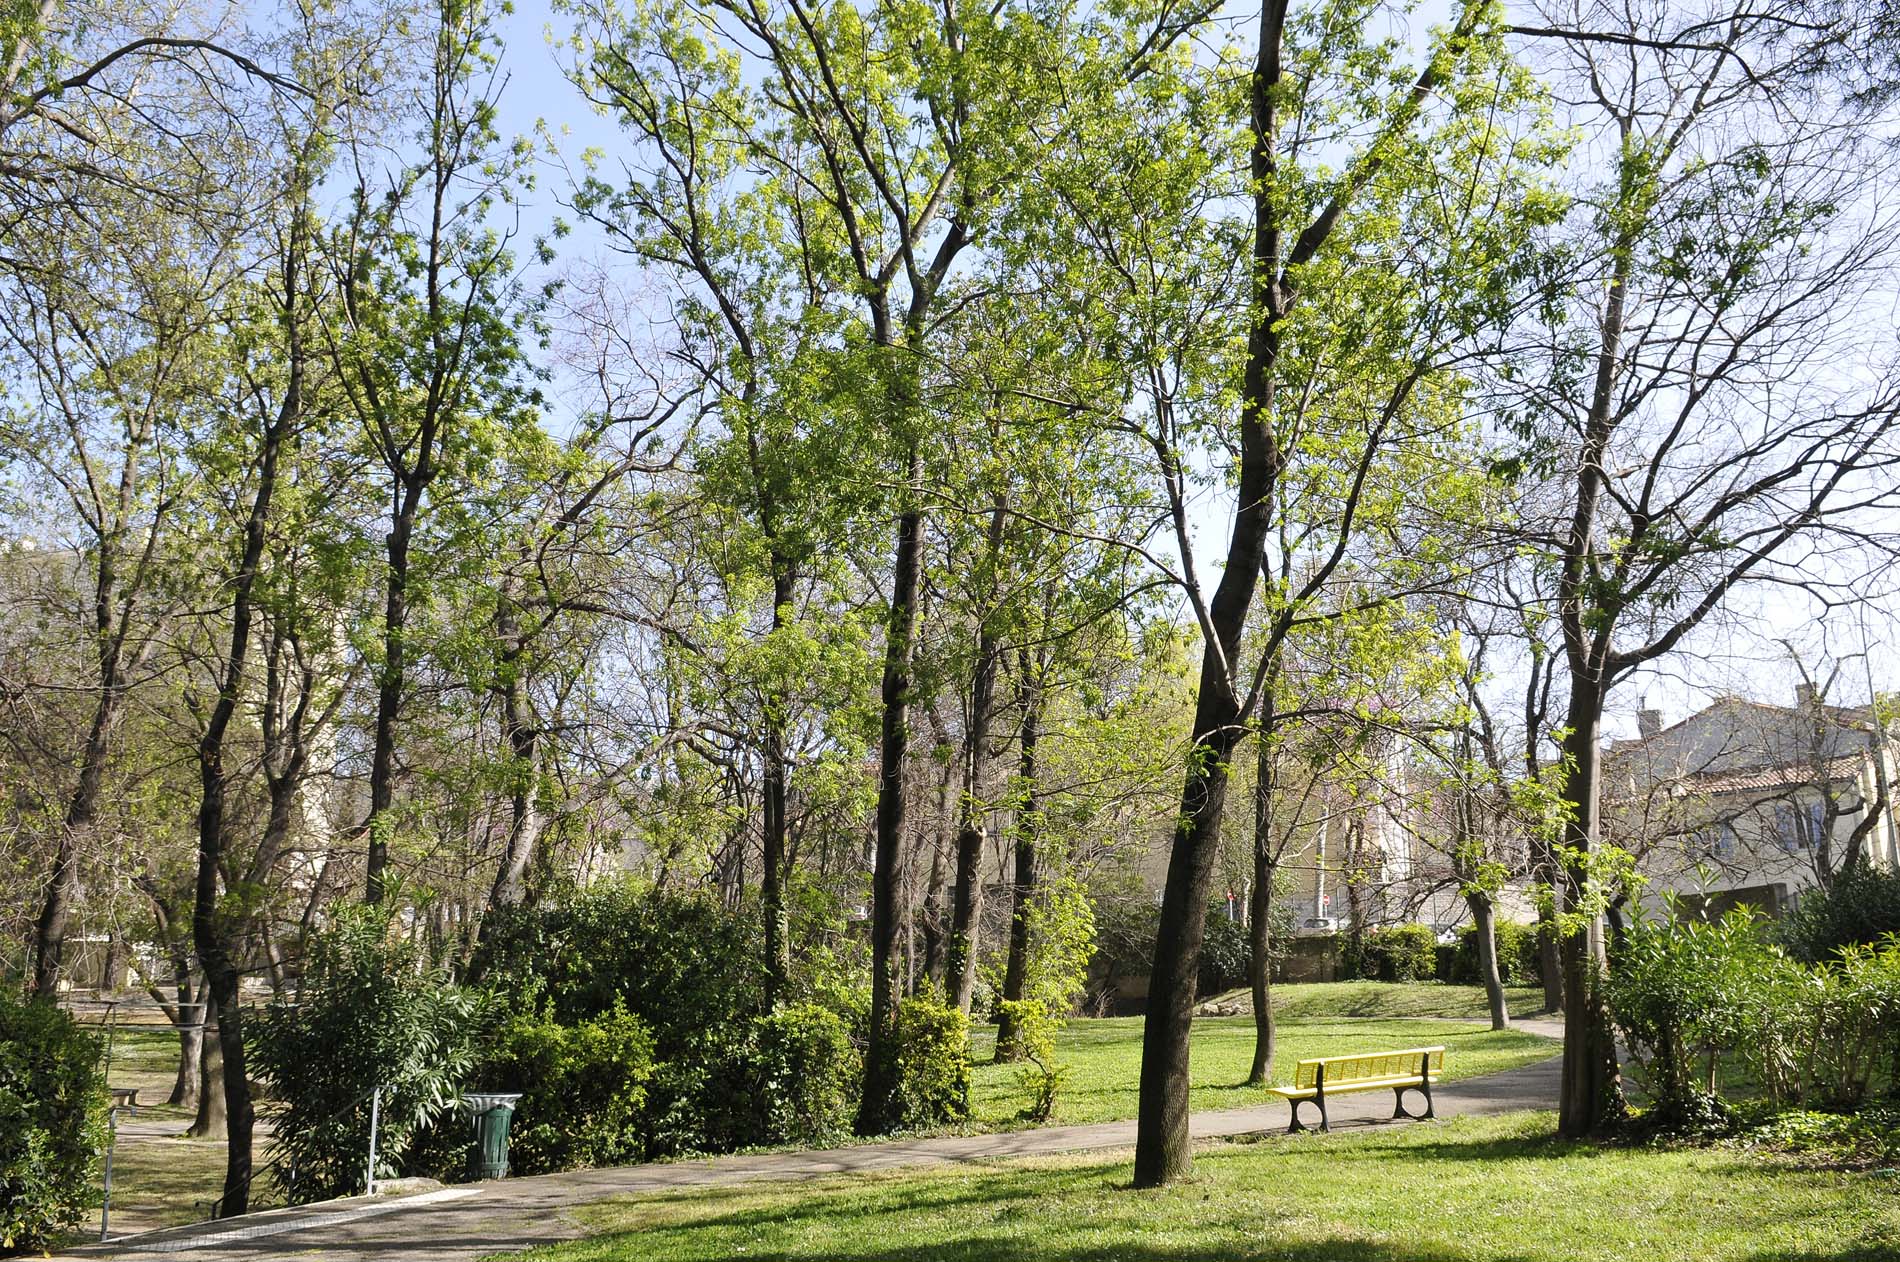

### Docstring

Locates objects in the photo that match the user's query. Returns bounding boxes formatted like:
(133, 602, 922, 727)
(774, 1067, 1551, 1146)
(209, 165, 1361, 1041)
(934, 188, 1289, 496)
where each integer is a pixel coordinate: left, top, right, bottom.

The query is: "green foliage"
(752, 1004, 860, 1147)
(1359, 925, 1439, 983)
(1779, 865, 1900, 964)
(993, 999, 1066, 1123)
(1735, 1104, 1900, 1170)
(784, 881, 873, 1031)
(475, 883, 766, 1158)
(248, 908, 488, 1202)
(475, 882, 765, 1040)
(1605, 906, 1769, 1131)
(1451, 921, 1543, 986)
(0, 997, 105, 1254)
(892, 989, 971, 1130)
(471, 1004, 656, 1175)
(1197, 907, 1252, 997)
(1751, 938, 1900, 1112)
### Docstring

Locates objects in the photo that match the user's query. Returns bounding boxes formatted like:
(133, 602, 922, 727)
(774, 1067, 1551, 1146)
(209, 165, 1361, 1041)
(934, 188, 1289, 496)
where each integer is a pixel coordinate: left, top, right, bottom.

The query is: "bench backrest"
(1292, 1046, 1444, 1090)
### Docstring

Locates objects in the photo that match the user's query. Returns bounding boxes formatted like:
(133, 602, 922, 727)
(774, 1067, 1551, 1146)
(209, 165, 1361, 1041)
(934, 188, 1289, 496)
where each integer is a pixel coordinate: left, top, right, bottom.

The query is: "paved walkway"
(62, 1024, 1563, 1262)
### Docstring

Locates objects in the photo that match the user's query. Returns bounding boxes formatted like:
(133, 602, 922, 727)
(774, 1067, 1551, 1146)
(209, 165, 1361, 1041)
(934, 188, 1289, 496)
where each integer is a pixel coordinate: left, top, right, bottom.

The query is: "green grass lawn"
(1201, 981, 1551, 1021)
(968, 1015, 1554, 1128)
(521, 1111, 1900, 1262)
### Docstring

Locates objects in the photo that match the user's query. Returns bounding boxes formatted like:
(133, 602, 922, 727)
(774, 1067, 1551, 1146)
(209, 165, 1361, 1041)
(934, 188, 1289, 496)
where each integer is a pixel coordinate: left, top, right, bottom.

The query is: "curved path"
(60, 1021, 1562, 1262)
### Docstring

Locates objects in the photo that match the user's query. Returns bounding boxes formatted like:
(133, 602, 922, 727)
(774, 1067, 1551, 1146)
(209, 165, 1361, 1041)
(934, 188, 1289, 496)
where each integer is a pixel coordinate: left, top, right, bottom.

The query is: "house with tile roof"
(1601, 684, 1900, 918)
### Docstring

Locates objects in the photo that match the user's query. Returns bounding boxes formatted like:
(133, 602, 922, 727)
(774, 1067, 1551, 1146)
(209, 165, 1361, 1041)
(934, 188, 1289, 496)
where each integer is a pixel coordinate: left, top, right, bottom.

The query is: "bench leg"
(1286, 1093, 1330, 1134)
(1392, 1082, 1435, 1121)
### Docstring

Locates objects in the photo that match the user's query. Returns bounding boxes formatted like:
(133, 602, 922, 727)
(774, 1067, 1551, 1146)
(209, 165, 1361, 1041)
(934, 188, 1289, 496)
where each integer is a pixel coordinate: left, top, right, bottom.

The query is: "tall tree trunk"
(167, 961, 204, 1109)
(918, 823, 951, 991)
(1535, 853, 1564, 1014)
(994, 665, 1043, 1061)
(481, 605, 542, 924)
(1247, 714, 1278, 1085)
(32, 648, 123, 997)
(364, 487, 420, 904)
(1555, 685, 1623, 1137)
(1132, 0, 1289, 1188)
(1467, 891, 1510, 1031)
(187, 991, 227, 1140)
(858, 444, 925, 1135)
(945, 625, 999, 1014)
(188, 177, 308, 1212)
(760, 560, 796, 1007)
(173, 1016, 204, 1111)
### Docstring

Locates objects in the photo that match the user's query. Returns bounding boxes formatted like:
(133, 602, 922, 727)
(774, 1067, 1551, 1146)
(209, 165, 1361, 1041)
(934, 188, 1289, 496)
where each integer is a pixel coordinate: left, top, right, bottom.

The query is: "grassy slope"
(1200, 981, 1550, 1021)
(532, 1112, 1900, 1262)
(968, 1016, 1554, 1128)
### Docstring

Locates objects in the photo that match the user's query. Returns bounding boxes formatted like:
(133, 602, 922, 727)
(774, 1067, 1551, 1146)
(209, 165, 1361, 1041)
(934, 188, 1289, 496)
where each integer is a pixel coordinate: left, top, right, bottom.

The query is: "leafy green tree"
(325, 0, 545, 904)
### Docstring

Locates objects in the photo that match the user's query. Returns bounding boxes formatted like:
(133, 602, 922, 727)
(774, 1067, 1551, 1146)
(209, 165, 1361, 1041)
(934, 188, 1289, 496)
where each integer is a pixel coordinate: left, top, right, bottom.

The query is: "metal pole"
(101, 1105, 121, 1242)
(365, 1087, 381, 1197)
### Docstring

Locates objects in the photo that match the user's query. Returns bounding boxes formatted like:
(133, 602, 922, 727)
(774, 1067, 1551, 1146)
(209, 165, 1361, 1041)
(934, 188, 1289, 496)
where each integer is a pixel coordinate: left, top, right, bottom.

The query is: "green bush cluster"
(249, 907, 488, 1203)
(1448, 921, 1543, 986)
(752, 1003, 860, 1147)
(892, 990, 971, 1129)
(0, 997, 106, 1255)
(1606, 900, 1900, 1132)
(1356, 924, 1437, 982)
(264, 882, 988, 1185)
(473, 1004, 656, 1174)
(478, 882, 769, 1159)
(1779, 865, 1900, 964)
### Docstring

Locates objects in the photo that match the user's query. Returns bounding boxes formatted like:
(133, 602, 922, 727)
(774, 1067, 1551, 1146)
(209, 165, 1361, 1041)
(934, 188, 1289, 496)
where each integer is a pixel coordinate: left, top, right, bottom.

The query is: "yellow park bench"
(1269, 1045, 1444, 1133)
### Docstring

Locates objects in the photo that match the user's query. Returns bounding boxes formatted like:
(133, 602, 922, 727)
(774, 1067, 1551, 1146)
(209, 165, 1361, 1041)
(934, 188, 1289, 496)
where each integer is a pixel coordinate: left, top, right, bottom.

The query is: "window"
(1695, 821, 1738, 860)
(1774, 800, 1827, 851)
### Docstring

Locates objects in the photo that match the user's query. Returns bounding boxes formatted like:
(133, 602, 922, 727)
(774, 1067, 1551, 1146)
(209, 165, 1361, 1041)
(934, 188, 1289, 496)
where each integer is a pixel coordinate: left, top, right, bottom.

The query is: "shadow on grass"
(571, 1235, 1522, 1262)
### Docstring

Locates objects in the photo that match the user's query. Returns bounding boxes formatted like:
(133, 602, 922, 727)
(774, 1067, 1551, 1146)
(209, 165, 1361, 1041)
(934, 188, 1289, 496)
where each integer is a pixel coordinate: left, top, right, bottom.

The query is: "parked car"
(1297, 916, 1339, 935)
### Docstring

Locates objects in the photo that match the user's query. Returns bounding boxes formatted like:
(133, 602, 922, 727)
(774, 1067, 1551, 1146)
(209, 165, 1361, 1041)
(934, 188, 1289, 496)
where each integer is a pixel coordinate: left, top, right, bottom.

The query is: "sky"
(480, 0, 1900, 738)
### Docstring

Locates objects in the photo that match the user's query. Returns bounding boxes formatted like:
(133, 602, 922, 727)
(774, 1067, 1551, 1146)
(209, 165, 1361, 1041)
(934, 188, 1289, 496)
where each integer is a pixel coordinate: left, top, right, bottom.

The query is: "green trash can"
(464, 1093, 522, 1181)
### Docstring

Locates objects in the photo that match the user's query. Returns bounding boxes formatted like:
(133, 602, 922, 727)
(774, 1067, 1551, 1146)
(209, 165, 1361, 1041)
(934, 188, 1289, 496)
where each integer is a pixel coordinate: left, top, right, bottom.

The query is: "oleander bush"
(249, 908, 488, 1202)
(0, 996, 106, 1255)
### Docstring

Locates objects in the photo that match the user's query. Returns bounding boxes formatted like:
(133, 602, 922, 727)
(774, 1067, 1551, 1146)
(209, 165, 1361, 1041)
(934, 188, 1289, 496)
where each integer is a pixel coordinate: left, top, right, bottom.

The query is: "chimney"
(1638, 708, 1662, 739)
(1795, 682, 1817, 708)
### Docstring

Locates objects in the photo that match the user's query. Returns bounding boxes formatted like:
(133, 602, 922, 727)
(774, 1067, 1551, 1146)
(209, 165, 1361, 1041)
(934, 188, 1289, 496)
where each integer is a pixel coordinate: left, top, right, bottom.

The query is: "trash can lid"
(462, 1092, 523, 1110)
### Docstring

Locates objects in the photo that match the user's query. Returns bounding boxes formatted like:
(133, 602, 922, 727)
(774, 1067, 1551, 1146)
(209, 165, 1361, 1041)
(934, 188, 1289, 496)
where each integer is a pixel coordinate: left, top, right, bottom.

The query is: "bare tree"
(1505, 0, 1900, 1137)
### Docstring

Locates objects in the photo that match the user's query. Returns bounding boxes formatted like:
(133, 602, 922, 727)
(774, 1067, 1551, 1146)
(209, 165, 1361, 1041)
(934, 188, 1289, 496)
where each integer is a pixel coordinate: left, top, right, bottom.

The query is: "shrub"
(249, 908, 488, 1202)
(1605, 906, 1768, 1131)
(475, 883, 767, 1159)
(642, 1024, 760, 1159)
(476, 883, 765, 1043)
(752, 1004, 859, 1146)
(1452, 921, 1542, 986)
(472, 1004, 655, 1175)
(892, 990, 970, 1128)
(994, 999, 1066, 1122)
(1197, 907, 1251, 997)
(1363, 925, 1437, 982)
(994, 874, 1097, 1065)
(1768, 937, 1900, 1111)
(1779, 865, 1900, 964)
(0, 997, 105, 1255)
